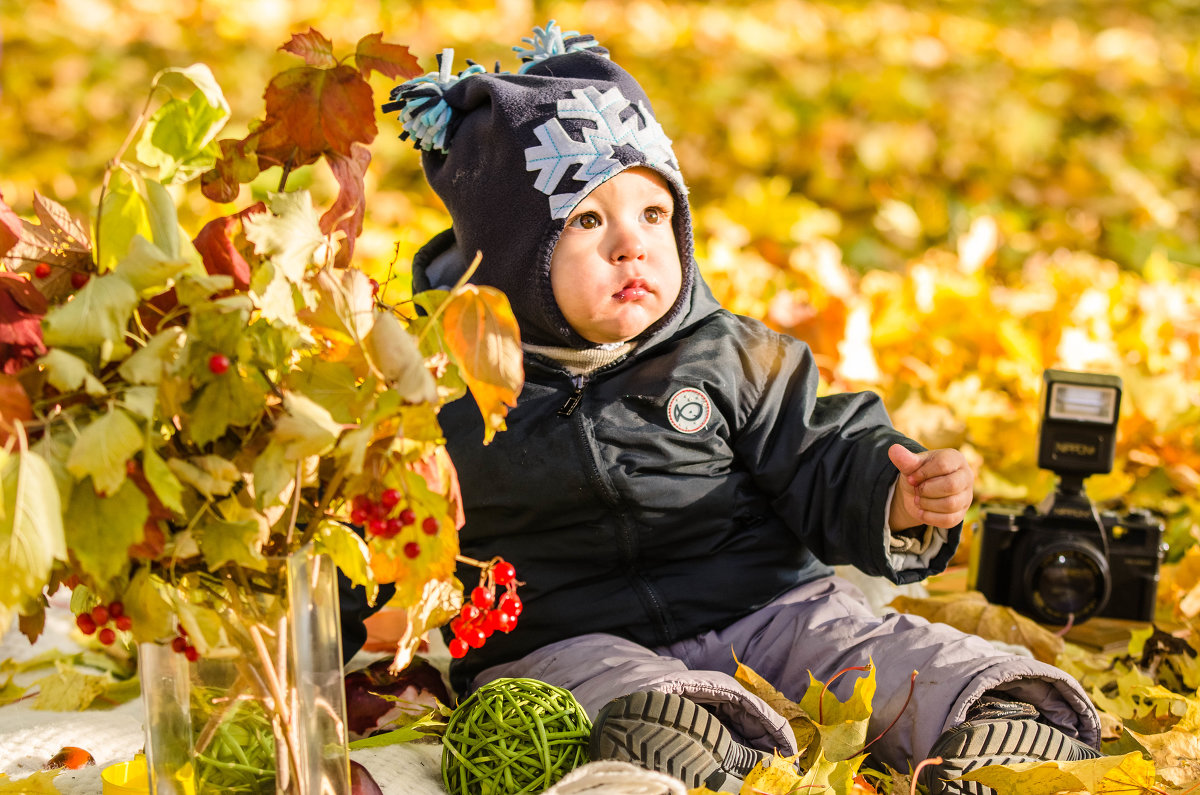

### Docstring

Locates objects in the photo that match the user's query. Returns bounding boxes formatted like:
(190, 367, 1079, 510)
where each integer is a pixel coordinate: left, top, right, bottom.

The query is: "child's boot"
(589, 690, 774, 791)
(919, 696, 1102, 795)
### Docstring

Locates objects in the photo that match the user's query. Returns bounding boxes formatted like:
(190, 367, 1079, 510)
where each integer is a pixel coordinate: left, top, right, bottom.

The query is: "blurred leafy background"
(4, 0, 1200, 567)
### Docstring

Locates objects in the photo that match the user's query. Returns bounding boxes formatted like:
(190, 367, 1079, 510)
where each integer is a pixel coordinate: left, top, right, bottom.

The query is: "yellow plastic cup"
(101, 756, 149, 795)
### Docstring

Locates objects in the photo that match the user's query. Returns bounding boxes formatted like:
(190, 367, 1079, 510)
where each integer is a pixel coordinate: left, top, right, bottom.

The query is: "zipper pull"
(558, 376, 586, 417)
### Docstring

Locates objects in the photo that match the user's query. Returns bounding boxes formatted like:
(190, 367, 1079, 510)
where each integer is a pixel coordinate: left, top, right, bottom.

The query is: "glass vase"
(138, 549, 350, 795)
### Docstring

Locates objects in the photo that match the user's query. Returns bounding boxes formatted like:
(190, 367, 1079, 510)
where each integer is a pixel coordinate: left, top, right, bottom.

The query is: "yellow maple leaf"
(738, 753, 803, 795)
(1125, 727, 1200, 789)
(733, 654, 818, 758)
(958, 751, 1154, 795)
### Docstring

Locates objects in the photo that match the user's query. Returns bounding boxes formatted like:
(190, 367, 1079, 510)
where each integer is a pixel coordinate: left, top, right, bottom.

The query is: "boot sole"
(924, 718, 1101, 795)
(589, 691, 769, 790)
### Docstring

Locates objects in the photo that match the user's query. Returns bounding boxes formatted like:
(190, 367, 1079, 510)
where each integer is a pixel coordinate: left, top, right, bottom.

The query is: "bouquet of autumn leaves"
(0, 29, 522, 673)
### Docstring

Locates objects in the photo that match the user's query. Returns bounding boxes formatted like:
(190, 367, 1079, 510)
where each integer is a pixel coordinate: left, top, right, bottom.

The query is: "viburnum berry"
(470, 586, 493, 610)
(498, 592, 523, 617)
(183, 645, 200, 662)
(207, 353, 231, 375)
(486, 610, 515, 634)
(403, 541, 420, 559)
(492, 561, 516, 586)
(90, 605, 110, 626)
(380, 488, 401, 509)
(421, 517, 439, 535)
(350, 507, 368, 524)
(34, 263, 52, 279)
(70, 272, 89, 289)
(399, 508, 416, 526)
(460, 626, 486, 649)
(171, 636, 188, 654)
(115, 615, 133, 631)
(75, 613, 97, 635)
(448, 638, 468, 659)
(97, 627, 116, 646)
(108, 601, 124, 619)
(367, 518, 388, 537)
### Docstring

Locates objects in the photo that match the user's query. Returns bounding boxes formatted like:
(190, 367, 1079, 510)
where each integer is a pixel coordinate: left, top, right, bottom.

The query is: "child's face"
(550, 167, 683, 344)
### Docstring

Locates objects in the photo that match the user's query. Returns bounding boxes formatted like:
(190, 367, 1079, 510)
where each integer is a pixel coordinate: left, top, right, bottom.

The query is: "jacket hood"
(385, 23, 703, 348)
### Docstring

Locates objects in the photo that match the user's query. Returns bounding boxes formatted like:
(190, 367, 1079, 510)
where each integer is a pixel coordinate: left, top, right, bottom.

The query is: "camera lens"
(1022, 541, 1111, 624)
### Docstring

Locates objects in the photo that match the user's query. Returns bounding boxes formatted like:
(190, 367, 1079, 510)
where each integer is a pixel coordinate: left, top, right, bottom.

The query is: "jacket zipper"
(558, 375, 587, 417)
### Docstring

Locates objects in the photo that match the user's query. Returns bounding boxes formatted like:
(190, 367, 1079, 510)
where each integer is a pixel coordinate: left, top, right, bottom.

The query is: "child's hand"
(887, 444, 974, 530)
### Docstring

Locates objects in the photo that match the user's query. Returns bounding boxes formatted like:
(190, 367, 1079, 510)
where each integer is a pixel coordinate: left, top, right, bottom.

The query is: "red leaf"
(192, 202, 265, 289)
(255, 65, 378, 167)
(200, 138, 261, 204)
(0, 373, 33, 445)
(354, 33, 422, 81)
(0, 192, 22, 258)
(320, 145, 371, 268)
(280, 27, 338, 68)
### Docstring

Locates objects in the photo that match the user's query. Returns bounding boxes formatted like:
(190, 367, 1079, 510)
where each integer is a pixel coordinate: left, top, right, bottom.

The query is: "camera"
(971, 369, 1166, 625)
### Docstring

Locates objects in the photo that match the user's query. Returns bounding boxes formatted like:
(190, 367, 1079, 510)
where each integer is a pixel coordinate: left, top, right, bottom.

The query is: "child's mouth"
(614, 279, 650, 301)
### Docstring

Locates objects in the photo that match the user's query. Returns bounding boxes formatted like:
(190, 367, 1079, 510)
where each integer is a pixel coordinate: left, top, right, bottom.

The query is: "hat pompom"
(514, 20, 603, 74)
(383, 49, 486, 152)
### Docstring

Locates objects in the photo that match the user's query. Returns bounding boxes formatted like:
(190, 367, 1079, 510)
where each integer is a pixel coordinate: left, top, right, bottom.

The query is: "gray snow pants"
(471, 575, 1101, 772)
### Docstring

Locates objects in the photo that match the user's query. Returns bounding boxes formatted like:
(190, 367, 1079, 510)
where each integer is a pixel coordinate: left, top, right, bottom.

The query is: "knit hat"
(383, 22, 698, 348)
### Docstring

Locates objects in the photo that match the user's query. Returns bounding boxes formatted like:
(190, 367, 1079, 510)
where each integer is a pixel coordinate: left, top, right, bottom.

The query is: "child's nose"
(608, 222, 645, 262)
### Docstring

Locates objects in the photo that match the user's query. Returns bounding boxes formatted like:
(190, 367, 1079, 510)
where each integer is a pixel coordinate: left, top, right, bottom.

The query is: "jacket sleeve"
(729, 324, 960, 583)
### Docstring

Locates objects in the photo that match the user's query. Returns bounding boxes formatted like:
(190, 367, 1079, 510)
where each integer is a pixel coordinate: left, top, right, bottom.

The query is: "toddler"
(380, 23, 1102, 793)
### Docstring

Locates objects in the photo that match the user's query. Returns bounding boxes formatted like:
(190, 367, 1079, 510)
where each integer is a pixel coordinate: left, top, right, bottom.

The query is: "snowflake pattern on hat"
(524, 86, 683, 219)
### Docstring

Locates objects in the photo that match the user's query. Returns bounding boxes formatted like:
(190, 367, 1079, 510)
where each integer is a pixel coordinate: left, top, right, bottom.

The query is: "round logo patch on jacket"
(667, 387, 711, 433)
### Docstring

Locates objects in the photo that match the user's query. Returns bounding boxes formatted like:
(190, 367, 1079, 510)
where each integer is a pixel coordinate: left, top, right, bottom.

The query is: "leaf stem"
(862, 670, 918, 752)
(817, 664, 871, 725)
(910, 756, 942, 795)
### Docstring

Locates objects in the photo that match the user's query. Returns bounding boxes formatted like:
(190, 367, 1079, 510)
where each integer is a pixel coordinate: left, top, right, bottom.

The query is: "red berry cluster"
(169, 624, 200, 662)
(350, 490, 440, 559)
(447, 558, 523, 660)
(75, 600, 131, 646)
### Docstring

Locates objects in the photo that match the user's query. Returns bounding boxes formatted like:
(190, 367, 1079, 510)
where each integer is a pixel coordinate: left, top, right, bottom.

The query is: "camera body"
(972, 369, 1166, 625)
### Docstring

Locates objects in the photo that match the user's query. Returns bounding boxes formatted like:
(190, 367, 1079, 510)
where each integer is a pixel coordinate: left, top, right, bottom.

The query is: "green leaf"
(0, 449, 67, 609)
(251, 259, 303, 330)
(112, 235, 191, 298)
(33, 666, 137, 711)
(94, 170, 186, 272)
(273, 391, 341, 459)
(166, 454, 239, 499)
(251, 441, 293, 509)
(122, 565, 175, 643)
(365, 310, 436, 403)
(314, 519, 376, 604)
(185, 369, 269, 447)
(143, 445, 184, 515)
(64, 477, 148, 585)
(37, 349, 106, 396)
(65, 407, 142, 497)
(242, 190, 331, 281)
(155, 64, 229, 118)
(40, 273, 140, 363)
(0, 675, 27, 708)
(121, 385, 158, 420)
(195, 516, 267, 572)
(136, 90, 228, 183)
(117, 327, 185, 385)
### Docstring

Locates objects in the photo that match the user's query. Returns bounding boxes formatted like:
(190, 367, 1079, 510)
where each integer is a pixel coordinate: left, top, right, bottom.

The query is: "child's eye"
(643, 206, 669, 224)
(568, 212, 601, 229)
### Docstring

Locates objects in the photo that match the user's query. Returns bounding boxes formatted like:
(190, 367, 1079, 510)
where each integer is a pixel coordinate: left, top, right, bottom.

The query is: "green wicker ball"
(441, 677, 593, 795)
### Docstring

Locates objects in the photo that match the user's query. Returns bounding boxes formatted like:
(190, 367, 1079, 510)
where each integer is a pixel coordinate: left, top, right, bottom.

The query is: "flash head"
(1036, 369, 1122, 476)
